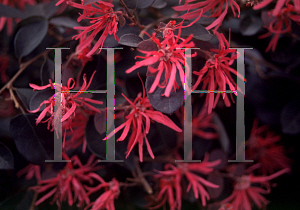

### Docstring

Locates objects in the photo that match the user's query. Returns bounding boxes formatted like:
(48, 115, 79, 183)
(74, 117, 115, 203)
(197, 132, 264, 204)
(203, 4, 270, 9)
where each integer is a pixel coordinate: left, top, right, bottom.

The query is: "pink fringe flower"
(259, 3, 300, 52)
(153, 154, 221, 208)
(67, 1, 124, 57)
(253, 0, 300, 16)
(29, 71, 102, 146)
(126, 30, 196, 97)
(192, 32, 243, 114)
(175, 105, 218, 140)
(173, 0, 240, 31)
(104, 77, 182, 162)
(247, 120, 290, 174)
(221, 168, 290, 210)
(31, 154, 103, 208)
(17, 163, 41, 181)
(85, 178, 120, 210)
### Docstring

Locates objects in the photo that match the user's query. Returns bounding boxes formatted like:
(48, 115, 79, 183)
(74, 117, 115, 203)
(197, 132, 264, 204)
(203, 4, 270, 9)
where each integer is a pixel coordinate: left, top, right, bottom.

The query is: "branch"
(119, 0, 144, 31)
(0, 37, 73, 95)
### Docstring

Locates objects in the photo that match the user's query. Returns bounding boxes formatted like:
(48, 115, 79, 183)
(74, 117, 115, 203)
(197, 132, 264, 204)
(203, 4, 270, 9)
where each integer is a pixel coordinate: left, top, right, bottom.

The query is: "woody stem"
(119, 0, 144, 30)
(0, 37, 73, 95)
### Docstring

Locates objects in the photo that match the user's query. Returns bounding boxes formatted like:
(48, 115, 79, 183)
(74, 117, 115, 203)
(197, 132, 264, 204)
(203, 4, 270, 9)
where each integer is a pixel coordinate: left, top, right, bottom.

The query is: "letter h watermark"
(48, 47, 253, 163)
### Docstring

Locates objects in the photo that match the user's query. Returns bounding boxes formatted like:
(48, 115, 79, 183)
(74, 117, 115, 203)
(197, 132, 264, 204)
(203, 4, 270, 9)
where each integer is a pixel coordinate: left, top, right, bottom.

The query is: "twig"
(139, 16, 172, 39)
(9, 87, 25, 114)
(29, 190, 38, 210)
(134, 157, 153, 194)
(0, 37, 73, 95)
(119, 0, 144, 31)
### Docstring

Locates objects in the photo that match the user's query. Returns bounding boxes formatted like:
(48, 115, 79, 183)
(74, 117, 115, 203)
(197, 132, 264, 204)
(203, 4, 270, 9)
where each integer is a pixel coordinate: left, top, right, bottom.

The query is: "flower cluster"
(152, 154, 221, 209)
(31, 153, 103, 208)
(253, 0, 300, 15)
(192, 32, 242, 114)
(258, 2, 300, 52)
(104, 77, 182, 162)
(246, 120, 290, 174)
(221, 168, 290, 210)
(174, 0, 240, 31)
(85, 178, 120, 210)
(29, 71, 102, 145)
(127, 21, 196, 97)
(67, 1, 124, 57)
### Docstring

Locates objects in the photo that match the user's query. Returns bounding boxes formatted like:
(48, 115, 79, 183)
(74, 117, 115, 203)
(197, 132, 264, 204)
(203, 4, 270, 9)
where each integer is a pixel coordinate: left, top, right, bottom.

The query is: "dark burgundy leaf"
(119, 33, 144, 47)
(193, 137, 214, 160)
(0, 3, 26, 18)
(40, 57, 54, 86)
(180, 22, 213, 41)
(22, 1, 58, 19)
(49, 17, 80, 28)
(15, 191, 37, 210)
(15, 88, 36, 110)
(138, 40, 159, 51)
(94, 112, 108, 135)
(0, 118, 12, 138)
(123, 0, 155, 9)
(29, 88, 54, 111)
(239, 15, 262, 36)
(0, 193, 25, 210)
(82, 0, 102, 5)
(137, 0, 156, 8)
(146, 71, 184, 114)
(213, 114, 230, 154)
(10, 114, 54, 165)
(151, 0, 167, 9)
(146, 122, 178, 155)
(62, 66, 73, 87)
(233, 163, 245, 176)
(281, 99, 300, 135)
(14, 16, 48, 58)
(103, 21, 140, 47)
(207, 173, 224, 199)
(261, 10, 275, 26)
(119, 16, 126, 28)
(85, 116, 135, 171)
(78, 55, 107, 90)
(208, 149, 227, 169)
(0, 143, 14, 170)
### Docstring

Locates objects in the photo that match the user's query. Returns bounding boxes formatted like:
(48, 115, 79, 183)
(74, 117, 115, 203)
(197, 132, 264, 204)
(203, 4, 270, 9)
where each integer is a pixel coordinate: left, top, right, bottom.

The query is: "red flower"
(173, 0, 240, 31)
(151, 175, 181, 210)
(126, 28, 196, 97)
(67, 1, 124, 57)
(0, 0, 36, 35)
(153, 154, 221, 208)
(104, 77, 182, 162)
(85, 178, 120, 210)
(254, 0, 300, 15)
(192, 32, 242, 114)
(175, 105, 218, 140)
(31, 154, 103, 208)
(29, 71, 102, 145)
(56, 0, 70, 6)
(64, 109, 93, 153)
(258, 3, 300, 52)
(17, 164, 41, 181)
(246, 120, 290, 174)
(221, 168, 290, 210)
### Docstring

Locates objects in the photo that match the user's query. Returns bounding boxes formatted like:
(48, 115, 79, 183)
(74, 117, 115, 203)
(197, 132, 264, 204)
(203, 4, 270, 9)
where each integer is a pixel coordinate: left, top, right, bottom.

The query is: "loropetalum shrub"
(0, 0, 300, 210)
